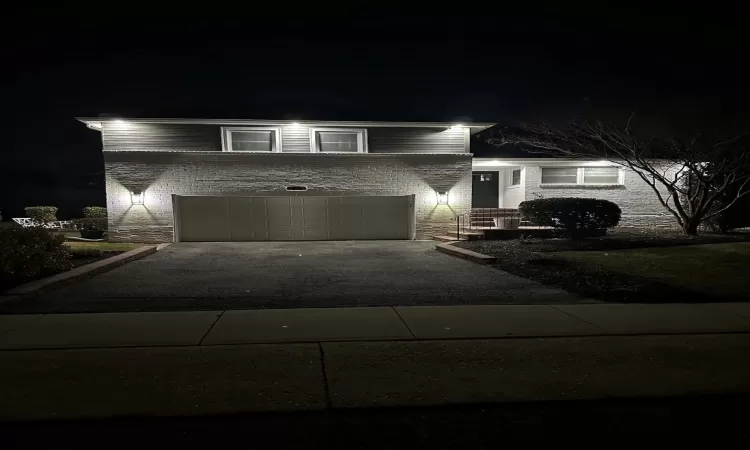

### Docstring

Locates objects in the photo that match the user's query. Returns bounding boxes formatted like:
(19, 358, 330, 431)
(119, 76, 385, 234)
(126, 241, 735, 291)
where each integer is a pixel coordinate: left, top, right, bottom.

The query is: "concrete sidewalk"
(2, 334, 750, 420)
(1, 303, 750, 349)
(2, 303, 750, 421)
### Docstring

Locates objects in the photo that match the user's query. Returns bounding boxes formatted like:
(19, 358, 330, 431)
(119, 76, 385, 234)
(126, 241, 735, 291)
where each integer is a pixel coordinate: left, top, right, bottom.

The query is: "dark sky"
(1, 8, 747, 215)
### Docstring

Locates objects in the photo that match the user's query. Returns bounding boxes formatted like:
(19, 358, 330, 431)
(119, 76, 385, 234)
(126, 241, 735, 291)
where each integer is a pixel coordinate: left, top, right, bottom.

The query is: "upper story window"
(510, 169, 522, 186)
(310, 128, 367, 153)
(541, 166, 622, 185)
(222, 127, 281, 152)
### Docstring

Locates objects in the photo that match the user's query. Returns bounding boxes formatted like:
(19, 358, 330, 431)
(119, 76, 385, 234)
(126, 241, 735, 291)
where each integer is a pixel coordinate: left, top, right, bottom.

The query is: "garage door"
(175, 196, 412, 241)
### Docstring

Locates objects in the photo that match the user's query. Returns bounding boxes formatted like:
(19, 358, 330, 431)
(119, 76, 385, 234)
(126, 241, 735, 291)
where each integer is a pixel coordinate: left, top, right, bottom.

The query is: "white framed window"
(222, 127, 282, 152)
(310, 128, 367, 153)
(510, 169, 522, 186)
(582, 167, 620, 184)
(541, 167, 579, 184)
(541, 167, 622, 185)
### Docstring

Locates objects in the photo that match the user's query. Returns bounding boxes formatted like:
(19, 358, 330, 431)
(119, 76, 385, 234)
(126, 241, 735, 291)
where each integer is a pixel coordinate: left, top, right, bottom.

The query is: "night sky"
(2, 8, 747, 217)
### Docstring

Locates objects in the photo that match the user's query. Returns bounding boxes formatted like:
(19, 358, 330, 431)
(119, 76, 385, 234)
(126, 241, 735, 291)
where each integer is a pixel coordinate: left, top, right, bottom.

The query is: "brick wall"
(104, 152, 472, 242)
(523, 165, 679, 229)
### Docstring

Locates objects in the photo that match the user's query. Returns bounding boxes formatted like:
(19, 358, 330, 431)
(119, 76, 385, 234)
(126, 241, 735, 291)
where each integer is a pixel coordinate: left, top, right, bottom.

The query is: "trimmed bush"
(24, 206, 58, 223)
(78, 206, 107, 232)
(0, 227, 72, 290)
(83, 206, 107, 219)
(519, 198, 621, 238)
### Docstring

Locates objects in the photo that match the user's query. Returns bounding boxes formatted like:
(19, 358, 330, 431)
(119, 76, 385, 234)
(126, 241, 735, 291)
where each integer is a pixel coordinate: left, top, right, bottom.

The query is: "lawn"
(456, 231, 750, 303)
(65, 242, 145, 267)
(554, 243, 750, 298)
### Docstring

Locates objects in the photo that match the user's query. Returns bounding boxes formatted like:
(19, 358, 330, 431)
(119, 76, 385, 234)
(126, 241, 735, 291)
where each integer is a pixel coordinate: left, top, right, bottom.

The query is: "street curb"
(435, 241, 496, 264)
(3, 245, 158, 298)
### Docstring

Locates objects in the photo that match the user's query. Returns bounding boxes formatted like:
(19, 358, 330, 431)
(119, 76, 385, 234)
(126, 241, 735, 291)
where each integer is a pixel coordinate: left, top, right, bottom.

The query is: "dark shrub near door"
(0, 227, 72, 291)
(520, 197, 621, 238)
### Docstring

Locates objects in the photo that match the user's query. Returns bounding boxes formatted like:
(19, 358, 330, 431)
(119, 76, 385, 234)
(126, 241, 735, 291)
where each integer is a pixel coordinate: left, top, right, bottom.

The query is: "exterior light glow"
(450, 124, 463, 129)
(291, 122, 300, 127)
(437, 190, 449, 205)
(86, 122, 102, 130)
(131, 191, 143, 205)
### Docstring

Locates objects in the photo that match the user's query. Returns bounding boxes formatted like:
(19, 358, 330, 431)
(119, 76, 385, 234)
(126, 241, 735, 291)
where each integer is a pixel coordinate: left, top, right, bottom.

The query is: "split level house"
(78, 117, 674, 243)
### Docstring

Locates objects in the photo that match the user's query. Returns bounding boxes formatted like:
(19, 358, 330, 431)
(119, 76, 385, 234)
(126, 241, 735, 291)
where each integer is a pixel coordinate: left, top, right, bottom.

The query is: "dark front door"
(472, 171, 499, 208)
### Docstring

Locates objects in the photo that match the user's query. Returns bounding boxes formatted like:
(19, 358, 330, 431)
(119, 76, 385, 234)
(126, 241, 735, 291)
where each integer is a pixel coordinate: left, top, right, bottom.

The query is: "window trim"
(221, 127, 282, 153)
(540, 166, 623, 186)
(509, 168, 522, 187)
(309, 127, 368, 153)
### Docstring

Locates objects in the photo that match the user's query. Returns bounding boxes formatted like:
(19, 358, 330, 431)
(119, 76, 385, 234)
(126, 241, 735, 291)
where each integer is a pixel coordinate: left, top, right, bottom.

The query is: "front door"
(472, 171, 499, 208)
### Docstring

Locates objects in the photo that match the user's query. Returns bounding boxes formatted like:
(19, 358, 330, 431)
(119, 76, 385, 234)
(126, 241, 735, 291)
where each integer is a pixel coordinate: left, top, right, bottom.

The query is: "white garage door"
(175, 196, 412, 242)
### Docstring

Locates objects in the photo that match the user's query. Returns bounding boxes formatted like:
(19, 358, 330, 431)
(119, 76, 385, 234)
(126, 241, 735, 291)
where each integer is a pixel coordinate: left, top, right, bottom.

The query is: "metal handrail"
(456, 208, 524, 238)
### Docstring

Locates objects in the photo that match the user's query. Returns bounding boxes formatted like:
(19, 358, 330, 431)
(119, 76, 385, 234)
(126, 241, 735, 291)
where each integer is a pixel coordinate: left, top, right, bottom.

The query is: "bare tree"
(488, 119, 750, 235)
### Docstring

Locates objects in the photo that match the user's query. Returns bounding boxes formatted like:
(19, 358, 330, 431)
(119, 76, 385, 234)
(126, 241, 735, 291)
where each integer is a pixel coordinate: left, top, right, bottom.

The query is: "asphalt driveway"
(1, 242, 583, 313)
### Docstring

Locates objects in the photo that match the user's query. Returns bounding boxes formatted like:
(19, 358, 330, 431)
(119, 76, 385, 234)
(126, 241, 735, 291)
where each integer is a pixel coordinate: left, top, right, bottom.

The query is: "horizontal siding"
(102, 123, 222, 152)
(101, 123, 468, 154)
(281, 125, 311, 152)
(368, 127, 468, 154)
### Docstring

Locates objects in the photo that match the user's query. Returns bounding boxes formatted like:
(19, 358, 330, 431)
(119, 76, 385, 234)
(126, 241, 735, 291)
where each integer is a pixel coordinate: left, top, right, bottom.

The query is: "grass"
(554, 243, 750, 298)
(456, 230, 750, 303)
(64, 242, 145, 267)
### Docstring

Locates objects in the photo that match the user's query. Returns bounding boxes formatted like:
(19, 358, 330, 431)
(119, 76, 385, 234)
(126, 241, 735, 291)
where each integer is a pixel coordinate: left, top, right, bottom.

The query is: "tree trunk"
(682, 219, 701, 236)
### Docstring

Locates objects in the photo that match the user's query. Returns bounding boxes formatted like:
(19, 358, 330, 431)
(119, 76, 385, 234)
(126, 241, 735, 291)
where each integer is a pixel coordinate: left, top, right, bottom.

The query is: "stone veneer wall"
(104, 152, 472, 242)
(523, 165, 679, 229)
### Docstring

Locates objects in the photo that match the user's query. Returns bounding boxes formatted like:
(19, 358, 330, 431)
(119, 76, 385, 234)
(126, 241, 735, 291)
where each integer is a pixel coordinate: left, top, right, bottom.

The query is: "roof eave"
(76, 117, 496, 134)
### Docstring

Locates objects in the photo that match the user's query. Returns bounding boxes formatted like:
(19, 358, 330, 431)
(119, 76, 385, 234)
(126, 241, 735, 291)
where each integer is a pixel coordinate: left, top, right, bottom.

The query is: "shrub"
(24, 206, 58, 223)
(519, 197, 621, 238)
(705, 194, 750, 232)
(0, 227, 72, 290)
(83, 206, 107, 218)
(78, 206, 108, 231)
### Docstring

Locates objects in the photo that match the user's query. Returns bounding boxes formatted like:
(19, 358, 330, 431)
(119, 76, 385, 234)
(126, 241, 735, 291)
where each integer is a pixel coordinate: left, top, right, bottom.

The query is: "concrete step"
(432, 235, 464, 242)
(444, 231, 485, 240)
(470, 212, 520, 217)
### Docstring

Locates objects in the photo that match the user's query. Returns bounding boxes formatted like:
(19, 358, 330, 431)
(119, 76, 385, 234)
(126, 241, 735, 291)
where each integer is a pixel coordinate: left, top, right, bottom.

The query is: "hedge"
(519, 197, 621, 237)
(0, 227, 72, 290)
(83, 206, 107, 218)
(78, 206, 108, 231)
(24, 206, 58, 223)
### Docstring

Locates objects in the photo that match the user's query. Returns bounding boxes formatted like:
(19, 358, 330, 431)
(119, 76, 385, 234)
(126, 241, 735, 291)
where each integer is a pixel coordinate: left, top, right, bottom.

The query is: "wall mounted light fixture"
(437, 190, 449, 205)
(131, 190, 143, 205)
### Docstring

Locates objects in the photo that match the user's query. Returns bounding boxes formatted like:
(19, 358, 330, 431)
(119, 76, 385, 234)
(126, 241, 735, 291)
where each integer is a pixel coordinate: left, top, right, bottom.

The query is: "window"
(510, 169, 521, 186)
(222, 127, 281, 152)
(541, 167, 622, 185)
(310, 128, 366, 153)
(583, 167, 620, 184)
(541, 167, 578, 184)
(480, 174, 492, 181)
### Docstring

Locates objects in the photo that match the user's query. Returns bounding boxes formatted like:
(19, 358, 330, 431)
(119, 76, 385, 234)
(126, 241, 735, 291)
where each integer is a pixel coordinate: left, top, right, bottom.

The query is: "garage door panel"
(228, 197, 255, 241)
(177, 195, 410, 242)
(179, 197, 231, 242)
(299, 198, 329, 240)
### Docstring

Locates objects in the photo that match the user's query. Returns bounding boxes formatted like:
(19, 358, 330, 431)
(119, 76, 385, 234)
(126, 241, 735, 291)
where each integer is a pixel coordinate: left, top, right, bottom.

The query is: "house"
(78, 117, 675, 243)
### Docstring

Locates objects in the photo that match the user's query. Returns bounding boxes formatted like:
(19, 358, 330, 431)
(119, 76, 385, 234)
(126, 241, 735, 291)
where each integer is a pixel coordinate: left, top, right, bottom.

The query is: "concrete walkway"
(2, 303, 750, 349)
